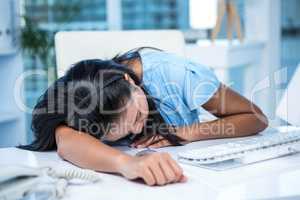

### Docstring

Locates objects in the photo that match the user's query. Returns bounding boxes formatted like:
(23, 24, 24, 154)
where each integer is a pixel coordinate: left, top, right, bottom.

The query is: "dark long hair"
(18, 47, 184, 151)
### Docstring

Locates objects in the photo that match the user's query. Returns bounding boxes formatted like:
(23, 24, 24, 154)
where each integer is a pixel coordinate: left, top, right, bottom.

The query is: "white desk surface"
(1, 127, 300, 200)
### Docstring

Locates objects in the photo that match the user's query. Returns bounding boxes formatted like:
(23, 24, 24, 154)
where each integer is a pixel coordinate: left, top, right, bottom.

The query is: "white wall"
(244, 0, 281, 126)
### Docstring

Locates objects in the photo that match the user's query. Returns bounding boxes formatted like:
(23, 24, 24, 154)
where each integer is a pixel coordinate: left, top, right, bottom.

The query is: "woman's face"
(103, 76, 149, 141)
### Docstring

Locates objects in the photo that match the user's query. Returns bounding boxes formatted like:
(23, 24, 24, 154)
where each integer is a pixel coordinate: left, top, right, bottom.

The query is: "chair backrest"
(55, 30, 185, 77)
(276, 64, 300, 126)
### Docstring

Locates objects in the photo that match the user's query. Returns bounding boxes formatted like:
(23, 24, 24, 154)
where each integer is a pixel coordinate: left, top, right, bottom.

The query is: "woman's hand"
(117, 152, 187, 186)
(131, 135, 172, 148)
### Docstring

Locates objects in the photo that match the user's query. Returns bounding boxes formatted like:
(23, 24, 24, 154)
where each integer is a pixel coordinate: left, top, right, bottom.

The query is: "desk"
(1, 127, 300, 200)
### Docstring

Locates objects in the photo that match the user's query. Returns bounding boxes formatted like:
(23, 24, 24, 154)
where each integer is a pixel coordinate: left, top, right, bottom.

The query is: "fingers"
(158, 155, 176, 184)
(147, 153, 186, 186)
(132, 135, 163, 148)
(133, 137, 171, 149)
(135, 152, 187, 186)
(148, 139, 171, 148)
(132, 136, 152, 147)
(179, 174, 188, 183)
(131, 137, 150, 148)
(165, 154, 184, 182)
(141, 166, 156, 186)
(148, 159, 167, 185)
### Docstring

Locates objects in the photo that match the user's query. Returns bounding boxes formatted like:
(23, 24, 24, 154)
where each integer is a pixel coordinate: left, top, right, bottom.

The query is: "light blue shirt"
(139, 50, 221, 126)
(106, 50, 221, 146)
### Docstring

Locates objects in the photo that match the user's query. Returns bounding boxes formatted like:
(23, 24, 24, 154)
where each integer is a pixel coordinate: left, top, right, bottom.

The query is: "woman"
(20, 47, 268, 186)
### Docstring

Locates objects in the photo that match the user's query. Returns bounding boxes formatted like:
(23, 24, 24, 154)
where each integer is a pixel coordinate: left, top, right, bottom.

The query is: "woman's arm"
(55, 125, 130, 173)
(133, 84, 268, 148)
(55, 126, 186, 185)
(176, 84, 268, 142)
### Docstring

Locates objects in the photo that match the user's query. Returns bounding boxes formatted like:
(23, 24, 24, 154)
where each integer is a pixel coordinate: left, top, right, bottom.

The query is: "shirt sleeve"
(183, 60, 221, 111)
(141, 50, 221, 112)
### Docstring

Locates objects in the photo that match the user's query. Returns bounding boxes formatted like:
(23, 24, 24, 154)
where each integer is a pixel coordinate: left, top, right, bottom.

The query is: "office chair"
(54, 30, 185, 77)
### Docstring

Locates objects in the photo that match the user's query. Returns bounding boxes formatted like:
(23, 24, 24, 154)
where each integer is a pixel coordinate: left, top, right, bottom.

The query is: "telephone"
(0, 165, 101, 200)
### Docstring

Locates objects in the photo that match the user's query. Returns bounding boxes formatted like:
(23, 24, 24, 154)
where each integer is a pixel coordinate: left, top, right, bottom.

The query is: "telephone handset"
(0, 165, 101, 200)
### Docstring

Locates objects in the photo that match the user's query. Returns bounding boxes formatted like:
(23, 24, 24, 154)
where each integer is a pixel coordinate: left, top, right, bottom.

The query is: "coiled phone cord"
(45, 167, 101, 183)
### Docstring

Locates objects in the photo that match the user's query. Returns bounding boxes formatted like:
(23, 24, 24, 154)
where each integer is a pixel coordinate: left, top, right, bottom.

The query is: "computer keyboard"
(178, 129, 300, 169)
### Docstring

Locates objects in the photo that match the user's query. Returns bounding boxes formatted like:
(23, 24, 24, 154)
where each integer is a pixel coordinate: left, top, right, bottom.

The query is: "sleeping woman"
(20, 47, 268, 186)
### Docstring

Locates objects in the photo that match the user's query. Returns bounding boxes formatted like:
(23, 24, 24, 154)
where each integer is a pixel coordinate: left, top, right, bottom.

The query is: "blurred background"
(0, 0, 299, 147)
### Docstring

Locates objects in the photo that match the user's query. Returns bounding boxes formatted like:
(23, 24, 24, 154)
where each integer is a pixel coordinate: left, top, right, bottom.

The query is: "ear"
(124, 73, 136, 85)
